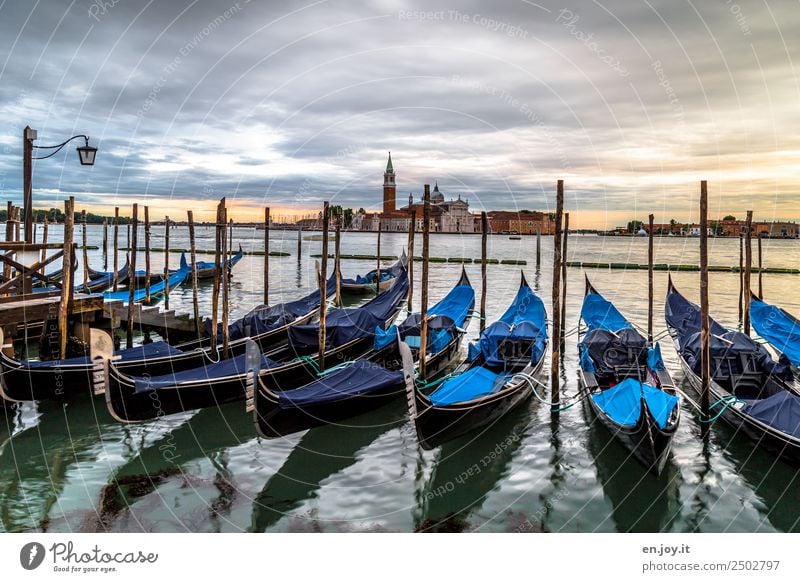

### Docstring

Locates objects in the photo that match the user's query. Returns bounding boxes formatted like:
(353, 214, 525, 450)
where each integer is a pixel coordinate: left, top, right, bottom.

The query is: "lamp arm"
(32, 134, 90, 160)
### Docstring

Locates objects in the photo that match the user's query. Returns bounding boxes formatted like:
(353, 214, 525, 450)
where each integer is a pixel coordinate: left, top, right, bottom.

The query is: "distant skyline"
(1, 1, 798, 227)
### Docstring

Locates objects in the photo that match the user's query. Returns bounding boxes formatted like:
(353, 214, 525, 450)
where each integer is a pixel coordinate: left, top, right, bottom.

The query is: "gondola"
(0, 274, 339, 403)
(75, 263, 131, 294)
(102, 265, 190, 303)
(578, 278, 680, 476)
(185, 245, 244, 280)
(341, 251, 408, 294)
(665, 278, 800, 463)
(750, 294, 800, 372)
(101, 268, 410, 422)
(407, 272, 547, 449)
(253, 268, 474, 437)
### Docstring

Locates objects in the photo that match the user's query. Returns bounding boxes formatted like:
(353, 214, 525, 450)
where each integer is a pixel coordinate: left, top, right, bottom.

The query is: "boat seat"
(612, 364, 646, 382)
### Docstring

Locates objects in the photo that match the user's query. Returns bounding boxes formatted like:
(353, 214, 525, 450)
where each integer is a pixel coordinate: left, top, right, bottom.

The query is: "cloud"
(0, 0, 798, 227)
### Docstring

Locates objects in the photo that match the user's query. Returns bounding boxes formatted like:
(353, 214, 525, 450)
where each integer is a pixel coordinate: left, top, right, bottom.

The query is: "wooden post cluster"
(211, 199, 224, 353)
(126, 204, 138, 350)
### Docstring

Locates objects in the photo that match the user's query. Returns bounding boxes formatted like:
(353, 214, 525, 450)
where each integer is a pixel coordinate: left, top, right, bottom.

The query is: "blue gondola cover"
(429, 367, 507, 406)
(750, 297, 800, 368)
(277, 359, 404, 409)
(743, 390, 800, 437)
(591, 377, 679, 429)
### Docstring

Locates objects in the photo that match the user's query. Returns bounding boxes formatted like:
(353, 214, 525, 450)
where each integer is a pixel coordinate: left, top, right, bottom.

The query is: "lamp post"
(23, 126, 97, 243)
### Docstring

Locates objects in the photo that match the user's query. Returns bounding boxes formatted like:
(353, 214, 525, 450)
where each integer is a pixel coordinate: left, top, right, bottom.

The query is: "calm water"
(2, 225, 800, 533)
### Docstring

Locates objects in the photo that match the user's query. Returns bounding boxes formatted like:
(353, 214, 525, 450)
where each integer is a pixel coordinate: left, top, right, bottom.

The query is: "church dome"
(431, 181, 445, 203)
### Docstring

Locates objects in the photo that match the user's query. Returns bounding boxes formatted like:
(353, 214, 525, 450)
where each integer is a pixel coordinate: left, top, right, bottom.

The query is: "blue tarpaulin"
(743, 390, 800, 437)
(24, 341, 186, 369)
(277, 359, 404, 409)
(581, 291, 633, 332)
(666, 286, 791, 380)
(289, 270, 409, 350)
(428, 367, 507, 406)
(133, 352, 278, 393)
(591, 377, 679, 429)
(374, 272, 473, 353)
(750, 297, 800, 368)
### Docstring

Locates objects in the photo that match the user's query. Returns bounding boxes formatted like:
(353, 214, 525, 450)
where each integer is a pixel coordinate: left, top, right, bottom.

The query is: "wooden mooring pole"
(334, 222, 341, 306)
(144, 206, 151, 302)
(551, 180, 564, 409)
(59, 197, 75, 359)
(318, 201, 330, 370)
(407, 209, 415, 311)
(738, 233, 743, 323)
(187, 210, 201, 339)
(560, 212, 569, 339)
(743, 210, 753, 335)
(211, 199, 224, 353)
(699, 181, 710, 422)
(757, 234, 763, 300)
(221, 207, 230, 358)
(112, 207, 119, 291)
(126, 204, 138, 350)
(648, 213, 654, 344)
(102, 219, 108, 270)
(536, 226, 541, 269)
(376, 219, 382, 294)
(81, 210, 89, 290)
(264, 207, 270, 306)
(164, 216, 170, 310)
(480, 211, 488, 334)
(420, 185, 431, 380)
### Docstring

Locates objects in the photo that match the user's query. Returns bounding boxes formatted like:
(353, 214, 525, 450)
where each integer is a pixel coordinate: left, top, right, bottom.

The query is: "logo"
(20, 542, 46, 570)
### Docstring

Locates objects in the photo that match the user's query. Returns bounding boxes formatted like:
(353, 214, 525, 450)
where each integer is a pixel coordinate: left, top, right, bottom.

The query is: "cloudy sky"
(0, 0, 797, 227)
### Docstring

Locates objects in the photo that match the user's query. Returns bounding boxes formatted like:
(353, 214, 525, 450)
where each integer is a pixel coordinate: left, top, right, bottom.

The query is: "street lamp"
(23, 125, 98, 243)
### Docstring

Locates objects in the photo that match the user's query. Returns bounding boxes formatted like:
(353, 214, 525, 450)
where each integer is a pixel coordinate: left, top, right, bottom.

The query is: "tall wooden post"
(334, 223, 342, 306)
(407, 209, 415, 311)
(264, 207, 270, 306)
(376, 219, 382, 294)
(480, 211, 488, 333)
(126, 204, 138, 350)
(144, 206, 151, 302)
(647, 214, 655, 344)
(102, 219, 108, 270)
(551, 180, 564, 408)
(221, 207, 230, 358)
(112, 207, 119, 291)
(81, 210, 89, 290)
(420, 185, 431, 379)
(318, 202, 330, 370)
(23, 127, 33, 243)
(40, 215, 48, 265)
(188, 210, 201, 339)
(699, 181, 710, 420)
(536, 226, 541, 269)
(757, 234, 763, 299)
(59, 197, 75, 359)
(743, 210, 753, 335)
(297, 225, 302, 261)
(560, 212, 569, 338)
(737, 233, 743, 322)
(164, 216, 170, 310)
(210, 200, 224, 352)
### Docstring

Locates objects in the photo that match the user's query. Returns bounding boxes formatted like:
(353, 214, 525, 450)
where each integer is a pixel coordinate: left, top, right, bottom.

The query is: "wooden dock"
(103, 299, 200, 342)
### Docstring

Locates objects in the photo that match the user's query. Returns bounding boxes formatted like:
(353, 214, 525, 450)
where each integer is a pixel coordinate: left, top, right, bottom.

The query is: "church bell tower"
(383, 152, 396, 214)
